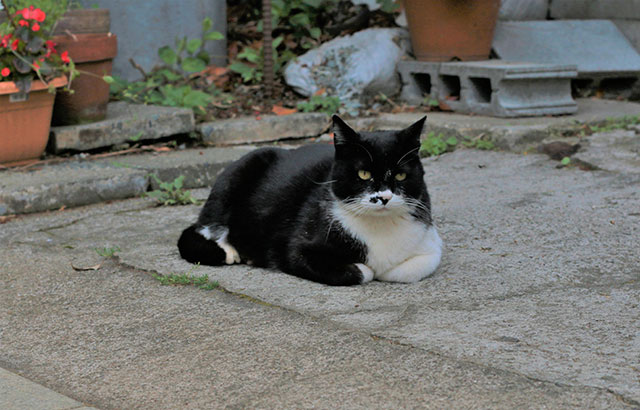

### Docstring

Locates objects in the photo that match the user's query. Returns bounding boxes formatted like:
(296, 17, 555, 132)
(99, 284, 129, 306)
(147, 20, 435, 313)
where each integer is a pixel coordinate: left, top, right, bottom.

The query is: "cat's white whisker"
(396, 146, 420, 167)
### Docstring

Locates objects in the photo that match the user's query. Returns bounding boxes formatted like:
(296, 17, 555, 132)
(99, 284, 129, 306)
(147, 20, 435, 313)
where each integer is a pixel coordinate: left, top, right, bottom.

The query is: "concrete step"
(493, 20, 640, 79)
(398, 60, 577, 117)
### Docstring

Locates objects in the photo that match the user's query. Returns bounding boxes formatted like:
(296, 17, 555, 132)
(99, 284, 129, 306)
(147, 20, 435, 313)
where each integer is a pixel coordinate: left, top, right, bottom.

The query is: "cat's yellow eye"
(395, 172, 407, 181)
(358, 170, 372, 180)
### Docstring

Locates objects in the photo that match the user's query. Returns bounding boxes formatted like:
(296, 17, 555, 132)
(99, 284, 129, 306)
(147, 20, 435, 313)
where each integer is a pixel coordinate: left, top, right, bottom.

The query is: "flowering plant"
(0, 1, 77, 93)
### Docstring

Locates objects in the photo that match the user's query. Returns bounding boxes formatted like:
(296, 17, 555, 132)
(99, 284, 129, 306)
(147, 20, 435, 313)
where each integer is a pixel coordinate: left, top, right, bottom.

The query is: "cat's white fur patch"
(355, 263, 374, 283)
(333, 203, 442, 283)
(198, 226, 241, 265)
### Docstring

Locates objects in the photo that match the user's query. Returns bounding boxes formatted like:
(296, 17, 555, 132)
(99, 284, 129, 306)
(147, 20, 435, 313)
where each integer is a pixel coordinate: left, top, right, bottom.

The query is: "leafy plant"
(560, 156, 571, 166)
(297, 94, 341, 115)
(461, 135, 495, 151)
(229, 35, 295, 84)
(145, 175, 202, 206)
(107, 17, 226, 116)
(94, 245, 121, 258)
(0, 2, 78, 93)
(420, 132, 457, 157)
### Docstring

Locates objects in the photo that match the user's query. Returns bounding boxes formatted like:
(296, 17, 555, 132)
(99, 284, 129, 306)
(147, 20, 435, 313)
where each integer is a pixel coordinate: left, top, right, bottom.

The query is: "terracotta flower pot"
(52, 32, 117, 125)
(404, 0, 501, 62)
(0, 77, 67, 166)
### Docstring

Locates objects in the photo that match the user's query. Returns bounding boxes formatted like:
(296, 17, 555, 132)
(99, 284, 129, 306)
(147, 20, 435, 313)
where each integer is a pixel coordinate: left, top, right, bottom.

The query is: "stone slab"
(3, 150, 638, 406)
(0, 147, 252, 216)
(0, 367, 96, 410)
(493, 20, 640, 78)
(499, 0, 549, 20)
(198, 113, 331, 145)
(614, 20, 640, 54)
(50, 102, 195, 153)
(573, 129, 640, 173)
(550, 0, 640, 20)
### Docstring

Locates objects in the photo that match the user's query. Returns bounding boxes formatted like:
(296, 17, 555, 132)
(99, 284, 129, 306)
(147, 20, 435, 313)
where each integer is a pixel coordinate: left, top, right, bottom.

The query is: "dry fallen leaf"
(71, 263, 102, 271)
(271, 105, 297, 116)
(314, 87, 327, 96)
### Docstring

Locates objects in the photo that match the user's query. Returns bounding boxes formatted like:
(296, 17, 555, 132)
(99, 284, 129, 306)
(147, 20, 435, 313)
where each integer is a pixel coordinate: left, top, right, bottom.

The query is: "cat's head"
(330, 115, 431, 221)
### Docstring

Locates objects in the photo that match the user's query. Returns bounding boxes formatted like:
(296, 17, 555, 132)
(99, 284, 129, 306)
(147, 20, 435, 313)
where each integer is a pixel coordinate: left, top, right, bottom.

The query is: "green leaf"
(309, 27, 321, 39)
(561, 157, 571, 166)
(182, 89, 212, 108)
(445, 137, 458, 146)
(181, 57, 206, 72)
(237, 47, 261, 64)
(196, 50, 211, 65)
(103, 75, 115, 84)
(187, 38, 202, 54)
(302, 0, 323, 7)
(158, 46, 177, 65)
(204, 31, 224, 41)
(174, 175, 184, 190)
(272, 35, 284, 49)
(202, 17, 213, 32)
(290, 12, 311, 27)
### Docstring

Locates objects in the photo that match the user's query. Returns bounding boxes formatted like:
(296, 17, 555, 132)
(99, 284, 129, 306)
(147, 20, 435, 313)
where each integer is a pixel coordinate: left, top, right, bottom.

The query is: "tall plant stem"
(262, 0, 274, 99)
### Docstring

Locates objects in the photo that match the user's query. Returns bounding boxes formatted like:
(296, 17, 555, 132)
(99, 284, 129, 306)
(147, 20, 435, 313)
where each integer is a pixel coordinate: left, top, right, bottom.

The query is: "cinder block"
(499, 0, 549, 20)
(438, 61, 578, 117)
(493, 20, 640, 78)
(398, 60, 578, 117)
(397, 60, 440, 105)
(550, 0, 640, 20)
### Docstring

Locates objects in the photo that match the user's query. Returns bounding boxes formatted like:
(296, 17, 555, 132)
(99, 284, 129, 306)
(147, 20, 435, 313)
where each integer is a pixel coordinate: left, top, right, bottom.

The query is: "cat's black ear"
(332, 115, 359, 146)
(399, 116, 427, 146)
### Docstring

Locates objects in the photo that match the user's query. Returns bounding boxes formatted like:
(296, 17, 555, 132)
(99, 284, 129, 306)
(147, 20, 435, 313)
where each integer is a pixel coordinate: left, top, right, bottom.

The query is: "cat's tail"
(177, 224, 226, 266)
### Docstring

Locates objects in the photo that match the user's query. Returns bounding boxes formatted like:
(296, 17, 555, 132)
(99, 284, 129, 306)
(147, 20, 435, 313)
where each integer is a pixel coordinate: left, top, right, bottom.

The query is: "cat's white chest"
(333, 206, 439, 277)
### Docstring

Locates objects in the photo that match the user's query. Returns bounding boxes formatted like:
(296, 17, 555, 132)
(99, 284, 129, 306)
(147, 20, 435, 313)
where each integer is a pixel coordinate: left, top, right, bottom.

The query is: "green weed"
(145, 175, 202, 206)
(153, 264, 219, 290)
(107, 18, 228, 116)
(94, 246, 121, 258)
(420, 133, 495, 158)
(296, 94, 341, 115)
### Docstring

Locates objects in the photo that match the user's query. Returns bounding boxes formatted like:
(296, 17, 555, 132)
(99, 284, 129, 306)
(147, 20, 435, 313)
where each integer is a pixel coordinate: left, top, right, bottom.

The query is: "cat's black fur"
(178, 115, 433, 286)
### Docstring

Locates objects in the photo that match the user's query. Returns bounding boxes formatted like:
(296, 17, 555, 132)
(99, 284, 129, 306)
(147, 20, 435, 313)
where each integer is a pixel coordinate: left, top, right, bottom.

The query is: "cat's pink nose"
(378, 190, 393, 201)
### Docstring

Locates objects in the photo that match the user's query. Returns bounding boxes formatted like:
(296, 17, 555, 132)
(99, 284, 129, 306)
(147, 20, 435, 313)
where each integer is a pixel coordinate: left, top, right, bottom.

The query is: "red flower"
(10, 39, 19, 51)
(1, 67, 10, 77)
(18, 19, 29, 27)
(1, 34, 12, 48)
(32, 8, 46, 22)
(33, 61, 40, 70)
(60, 51, 70, 64)
(32, 23, 40, 32)
(18, 6, 45, 22)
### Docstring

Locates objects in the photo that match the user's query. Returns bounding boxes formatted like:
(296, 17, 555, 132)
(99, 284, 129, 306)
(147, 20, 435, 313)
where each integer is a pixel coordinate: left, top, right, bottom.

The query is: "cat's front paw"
(353, 263, 374, 284)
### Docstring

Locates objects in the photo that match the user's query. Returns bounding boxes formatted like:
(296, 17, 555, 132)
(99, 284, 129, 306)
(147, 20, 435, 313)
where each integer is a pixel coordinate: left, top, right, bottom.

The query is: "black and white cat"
(178, 115, 442, 286)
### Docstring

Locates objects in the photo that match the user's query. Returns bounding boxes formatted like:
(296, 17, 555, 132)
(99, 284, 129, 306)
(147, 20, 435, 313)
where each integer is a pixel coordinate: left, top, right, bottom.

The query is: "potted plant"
(403, 0, 501, 61)
(0, 1, 76, 166)
(51, 6, 117, 125)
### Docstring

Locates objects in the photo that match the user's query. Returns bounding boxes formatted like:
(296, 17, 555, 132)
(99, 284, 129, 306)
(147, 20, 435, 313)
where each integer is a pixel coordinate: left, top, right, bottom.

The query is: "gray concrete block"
(50, 102, 195, 153)
(499, 0, 549, 20)
(397, 60, 440, 105)
(398, 60, 577, 117)
(78, 0, 227, 82)
(0, 367, 96, 410)
(438, 61, 578, 117)
(550, 0, 640, 20)
(199, 113, 330, 145)
(613, 19, 640, 54)
(493, 20, 640, 78)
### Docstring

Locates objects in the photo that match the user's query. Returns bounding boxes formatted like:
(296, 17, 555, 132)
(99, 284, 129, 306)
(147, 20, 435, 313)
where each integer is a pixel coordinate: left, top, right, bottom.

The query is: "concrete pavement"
(1, 145, 639, 408)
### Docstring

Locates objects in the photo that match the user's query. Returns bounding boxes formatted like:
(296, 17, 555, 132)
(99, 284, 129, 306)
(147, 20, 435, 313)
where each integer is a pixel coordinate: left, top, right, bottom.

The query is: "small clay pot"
(404, 0, 501, 61)
(0, 77, 67, 166)
(52, 32, 117, 125)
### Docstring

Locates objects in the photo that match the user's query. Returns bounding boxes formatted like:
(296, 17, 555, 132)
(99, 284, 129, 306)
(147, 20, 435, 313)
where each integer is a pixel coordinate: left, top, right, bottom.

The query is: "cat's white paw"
(355, 263, 374, 284)
(376, 253, 441, 283)
(224, 246, 241, 265)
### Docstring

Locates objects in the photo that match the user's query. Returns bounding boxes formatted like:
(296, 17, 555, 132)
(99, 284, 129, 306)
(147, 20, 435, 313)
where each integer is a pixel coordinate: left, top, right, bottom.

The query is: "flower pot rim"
(0, 76, 68, 96)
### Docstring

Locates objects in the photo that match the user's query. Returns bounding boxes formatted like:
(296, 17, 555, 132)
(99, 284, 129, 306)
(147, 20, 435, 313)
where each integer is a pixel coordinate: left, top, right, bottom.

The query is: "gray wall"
(80, 0, 226, 82)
